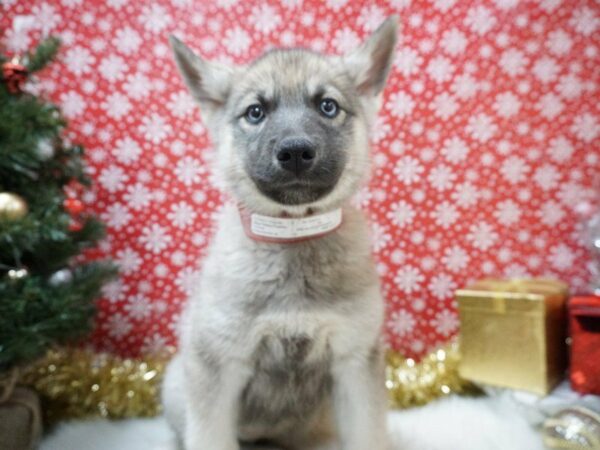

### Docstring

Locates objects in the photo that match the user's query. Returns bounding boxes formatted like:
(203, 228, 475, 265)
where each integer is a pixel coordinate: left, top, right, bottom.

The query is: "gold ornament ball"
(0, 192, 28, 220)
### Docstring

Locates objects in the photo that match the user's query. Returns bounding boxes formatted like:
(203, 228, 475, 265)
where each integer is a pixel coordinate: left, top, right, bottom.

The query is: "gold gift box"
(457, 278, 569, 395)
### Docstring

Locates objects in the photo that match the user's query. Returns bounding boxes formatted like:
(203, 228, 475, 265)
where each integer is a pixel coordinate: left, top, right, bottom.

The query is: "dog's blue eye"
(245, 104, 265, 124)
(319, 98, 339, 118)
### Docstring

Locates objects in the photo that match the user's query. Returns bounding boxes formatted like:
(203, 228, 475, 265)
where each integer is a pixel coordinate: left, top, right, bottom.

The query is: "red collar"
(238, 207, 343, 243)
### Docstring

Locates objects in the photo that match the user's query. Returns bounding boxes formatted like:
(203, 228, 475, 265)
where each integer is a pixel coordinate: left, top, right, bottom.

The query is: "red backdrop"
(2, 0, 599, 358)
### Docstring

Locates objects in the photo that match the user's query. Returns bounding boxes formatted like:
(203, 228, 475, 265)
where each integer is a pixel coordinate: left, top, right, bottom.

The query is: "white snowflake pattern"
(549, 244, 575, 270)
(493, 0, 519, 9)
(106, 0, 128, 8)
(168, 91, 195, 118)
(102, 92, 132, 120)
(124, 73, 152, 100)
(465, 6, 496, 36)
(538, 201, 565, 227)
(140, 224, 171, 254)
(113, 26, 141, 55)
(388, 310, 416, 337)
(141, 334, 169, 354)
(325, 0, 348, 10)
(224, 26, 251, 56)
(249, 4, 281, 34)
(394, 265, 424, 294)
(428, 274, 457, 299)
(432, 201, 459, 228)
(357, 4, 386, 32)
(426, 56, 455, 84)
(571, 113, 599, 143)
(545, 29, 572, 56)
(534, 164, 560, 190)
(387, 200, 416, 228)
(493, 92, 521, 118)
(494, 200, 521, 225)
(124, 183, 153, 210)
(500, 156, 530, 184)
(430, 93, 459, 120)
(167, 201, 198, 228)
(428, 165, 456, 191)
(536, 93, 564, 120)
(431, 309, 458, 337)
(499, 48, 528, 76)
(99, 165, 127, 193)
(569, 7, 598, 36)
(115, 248, 142, 275)
(549, 136, 575, 163)
(557, 74, 584, 99)
(370, 222, 391, 252)
(442, 245, 470, 272)
(332, 27, 360, 54)
(175, 156, 203, 186)
(452, 182, 479, 207)
(104, 313, 133, 339)
(386, 91, 415, 118)
(112, 136, 141, 164)
(138, 113, 172, 144)
(466, 113, 497, 143)
(102, 202, 132, 230)
(64, 46, 95, 76)
(451, 73, 478, 99)
(124, 294, 152, 320)
(431, 0, 457, 13)
(532, 57, 559, 83)
(441, 28, 468, 56)
(32, 3, 61, 35)
(393, 156, 424, 185)
(394, 47, 423, 78)
(467, 222, 498, 250)
(139, 3, 171, 33)
(441, 137, 469, 163)
(60, 91, 85, 118)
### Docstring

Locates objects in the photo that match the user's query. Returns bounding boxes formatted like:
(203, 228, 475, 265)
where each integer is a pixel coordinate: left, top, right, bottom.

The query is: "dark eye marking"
(319, 98, 339, 118)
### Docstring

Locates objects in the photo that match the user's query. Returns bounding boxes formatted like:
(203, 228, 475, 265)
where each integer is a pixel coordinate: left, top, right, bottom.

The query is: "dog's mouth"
(252, 178, 338, 205)
(243, 152, 347, 205)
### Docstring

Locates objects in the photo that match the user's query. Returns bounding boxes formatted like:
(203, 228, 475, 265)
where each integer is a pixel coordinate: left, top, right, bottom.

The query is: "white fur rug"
(41, 396, 546, 450)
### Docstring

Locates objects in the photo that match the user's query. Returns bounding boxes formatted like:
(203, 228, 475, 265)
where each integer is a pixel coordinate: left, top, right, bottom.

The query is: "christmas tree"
(0, 37, 116, 371)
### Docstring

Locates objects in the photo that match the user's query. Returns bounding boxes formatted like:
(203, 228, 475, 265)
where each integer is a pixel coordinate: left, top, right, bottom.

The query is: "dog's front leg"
(331, 353, 390, 450)
(183, 355, 250, 450)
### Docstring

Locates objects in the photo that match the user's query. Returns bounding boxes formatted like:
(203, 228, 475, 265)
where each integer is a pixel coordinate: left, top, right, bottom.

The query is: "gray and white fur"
(163, 17, 398, 450)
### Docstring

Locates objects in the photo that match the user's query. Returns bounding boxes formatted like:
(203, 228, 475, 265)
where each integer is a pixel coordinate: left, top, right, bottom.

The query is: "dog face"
(170, 18, 397, 214)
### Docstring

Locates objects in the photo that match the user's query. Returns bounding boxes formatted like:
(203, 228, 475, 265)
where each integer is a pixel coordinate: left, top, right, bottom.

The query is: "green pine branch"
(25, 37, 60, 73)
(0, 36, 117, 370)
(0, 262, 117, 370)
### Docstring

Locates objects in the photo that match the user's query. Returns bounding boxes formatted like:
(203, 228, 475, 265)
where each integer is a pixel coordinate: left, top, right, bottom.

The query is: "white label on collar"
(250, 208, 343, 239)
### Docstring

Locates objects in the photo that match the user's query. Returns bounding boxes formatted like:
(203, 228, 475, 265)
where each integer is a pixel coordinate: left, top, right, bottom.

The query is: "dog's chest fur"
(193, 206, 380, 435)
(239, 332, 333, 433)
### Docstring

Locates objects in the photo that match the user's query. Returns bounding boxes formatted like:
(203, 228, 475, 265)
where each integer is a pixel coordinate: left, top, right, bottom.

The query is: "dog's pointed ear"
(344, 16, 398, 96)
(169, 35, 233, 117)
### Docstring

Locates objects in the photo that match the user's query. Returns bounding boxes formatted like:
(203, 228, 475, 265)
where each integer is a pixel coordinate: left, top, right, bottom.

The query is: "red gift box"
(569, 296, 600, 395)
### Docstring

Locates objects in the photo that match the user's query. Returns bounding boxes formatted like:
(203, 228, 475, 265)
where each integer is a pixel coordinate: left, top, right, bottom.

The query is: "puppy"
(163, 16, 398, 450)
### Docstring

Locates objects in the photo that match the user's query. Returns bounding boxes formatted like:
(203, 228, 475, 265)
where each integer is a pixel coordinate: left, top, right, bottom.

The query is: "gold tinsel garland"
(16, 342, 477, 422)
(20, 348, 172, 422)
(386, 341, 481, 408)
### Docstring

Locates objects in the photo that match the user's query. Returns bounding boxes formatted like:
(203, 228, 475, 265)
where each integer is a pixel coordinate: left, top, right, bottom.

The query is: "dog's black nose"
(276, 138, 316, 175)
